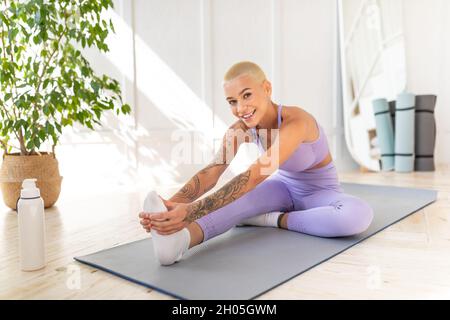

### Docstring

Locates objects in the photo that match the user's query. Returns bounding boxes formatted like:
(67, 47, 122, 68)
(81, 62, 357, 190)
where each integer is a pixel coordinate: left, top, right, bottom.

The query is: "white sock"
(237, 212, 283, 228)
(143, 191, 191, 266)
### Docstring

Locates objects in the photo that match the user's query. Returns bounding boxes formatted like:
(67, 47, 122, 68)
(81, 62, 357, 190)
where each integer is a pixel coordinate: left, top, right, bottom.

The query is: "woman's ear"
(262, 80, 272, 97)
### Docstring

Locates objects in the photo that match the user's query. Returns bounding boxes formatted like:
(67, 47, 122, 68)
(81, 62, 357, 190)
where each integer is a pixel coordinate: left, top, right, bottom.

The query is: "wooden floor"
(1, 165, 450, 300)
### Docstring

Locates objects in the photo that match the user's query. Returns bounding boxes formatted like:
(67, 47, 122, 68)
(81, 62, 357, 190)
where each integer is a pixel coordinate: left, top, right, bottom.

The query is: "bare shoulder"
(281, 105, 319, 142)
(280, 105, 310, 125)
(226, 119, 252, 143)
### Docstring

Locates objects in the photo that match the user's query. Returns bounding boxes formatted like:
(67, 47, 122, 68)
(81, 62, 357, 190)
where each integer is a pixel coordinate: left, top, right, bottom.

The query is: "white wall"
(52, 0, 449, 193)
(52, 0, 357, 193)
(403, 0, 450, 169)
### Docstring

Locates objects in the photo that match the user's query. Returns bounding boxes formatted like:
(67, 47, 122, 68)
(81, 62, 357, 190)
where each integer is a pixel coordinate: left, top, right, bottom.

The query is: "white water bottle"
(17, 178, 46, 271)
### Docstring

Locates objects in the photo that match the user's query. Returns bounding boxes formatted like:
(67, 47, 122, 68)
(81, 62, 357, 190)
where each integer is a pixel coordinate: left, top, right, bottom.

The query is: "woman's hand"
(139, 197, 190, 235)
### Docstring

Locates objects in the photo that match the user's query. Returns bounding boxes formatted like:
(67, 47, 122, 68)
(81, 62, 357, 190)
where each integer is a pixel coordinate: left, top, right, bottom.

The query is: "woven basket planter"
(0, 152, 63, 210)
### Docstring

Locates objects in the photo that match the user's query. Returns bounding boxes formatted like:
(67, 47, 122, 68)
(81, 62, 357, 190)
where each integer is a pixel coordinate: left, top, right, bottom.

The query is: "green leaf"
(43, 78, 50, 89)
(109, 19, 115, 33)
(33, 34, 41, 44)
(34, 136, 41, 148)
(73, 81, 80, 94)
(38, 129, 46, 140)
(121, 103, 131, 114)
(0, 12, 9, 26)
(26, 140, 34, 150)
(90, 81, 99, 93)
(93, 108, 101, 119)
(27, 17, 34, 28)
(55, 122, 62, 133)
(8, 27, 19, 41)
(81, 66, 89, 77)
(61, 118, 72, 126)
(32, 109, 39, 120)
(46, 122, 54, 134)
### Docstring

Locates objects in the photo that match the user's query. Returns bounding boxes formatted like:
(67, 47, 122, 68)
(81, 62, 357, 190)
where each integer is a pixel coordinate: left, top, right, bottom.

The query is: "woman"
(139, 61, 374, 265)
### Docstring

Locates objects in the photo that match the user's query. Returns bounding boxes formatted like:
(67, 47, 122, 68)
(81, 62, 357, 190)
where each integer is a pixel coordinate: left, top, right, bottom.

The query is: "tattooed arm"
(169, 120, 251, 203)
(168, 163, 227, 203)
(184, 115, 308, 222)
(184, 168, 252, 222)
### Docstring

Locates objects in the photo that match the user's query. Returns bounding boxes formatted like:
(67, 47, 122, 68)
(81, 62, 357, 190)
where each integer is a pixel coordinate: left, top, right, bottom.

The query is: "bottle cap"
(20, 178, 40, 198)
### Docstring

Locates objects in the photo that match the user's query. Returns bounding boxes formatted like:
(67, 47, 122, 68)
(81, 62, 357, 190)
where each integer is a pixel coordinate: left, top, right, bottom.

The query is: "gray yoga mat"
(389, 95, 437, 172)
(74, 182, 437, 300)
(414, 95, 437, 171)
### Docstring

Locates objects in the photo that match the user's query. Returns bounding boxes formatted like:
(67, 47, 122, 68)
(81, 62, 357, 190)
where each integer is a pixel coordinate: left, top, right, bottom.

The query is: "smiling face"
(224, 73, 272, 128)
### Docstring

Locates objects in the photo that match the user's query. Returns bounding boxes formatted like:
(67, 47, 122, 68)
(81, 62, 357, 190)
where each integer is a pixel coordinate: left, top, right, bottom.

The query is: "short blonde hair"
(223, 61, 267, 84)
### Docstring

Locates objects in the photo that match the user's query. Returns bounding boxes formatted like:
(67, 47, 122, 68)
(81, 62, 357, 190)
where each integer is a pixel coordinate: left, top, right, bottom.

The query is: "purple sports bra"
(251, 104, 330, 173)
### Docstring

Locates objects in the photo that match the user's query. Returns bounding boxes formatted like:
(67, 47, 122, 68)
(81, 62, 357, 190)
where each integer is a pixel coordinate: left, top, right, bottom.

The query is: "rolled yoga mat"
(414, 95, 437, 171)
(394, 92, 416, 172)
(389, 95, 437, 172)
(372, 98, 395, 171)
(74, 182, 437, 300)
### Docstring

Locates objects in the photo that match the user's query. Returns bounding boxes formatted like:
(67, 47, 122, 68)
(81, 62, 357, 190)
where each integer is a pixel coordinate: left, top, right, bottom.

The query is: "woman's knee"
(334, 196, 374, 236)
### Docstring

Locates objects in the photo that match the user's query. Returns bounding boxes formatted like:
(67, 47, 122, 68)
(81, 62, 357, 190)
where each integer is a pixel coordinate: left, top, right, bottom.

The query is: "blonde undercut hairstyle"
(223, 61, 267, 85)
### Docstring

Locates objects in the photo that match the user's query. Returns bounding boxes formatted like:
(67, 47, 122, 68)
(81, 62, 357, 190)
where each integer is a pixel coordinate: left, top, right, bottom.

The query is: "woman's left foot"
(143, 191, 191, 266)
(237, 212, 283, 228)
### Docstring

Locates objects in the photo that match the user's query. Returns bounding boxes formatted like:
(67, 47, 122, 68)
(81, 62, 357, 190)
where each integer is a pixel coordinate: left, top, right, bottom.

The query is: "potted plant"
(0, 0, 131, 209)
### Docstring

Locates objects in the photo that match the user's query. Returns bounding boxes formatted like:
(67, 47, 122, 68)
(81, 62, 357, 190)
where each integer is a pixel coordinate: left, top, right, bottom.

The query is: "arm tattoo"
(185, 169, 251, 222)
(177, 175, 201, 201)
(170, 163, 225, 203)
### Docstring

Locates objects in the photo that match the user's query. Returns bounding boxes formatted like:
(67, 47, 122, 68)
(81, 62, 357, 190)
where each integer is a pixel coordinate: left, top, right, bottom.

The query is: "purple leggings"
(195, 162, 374, 241)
